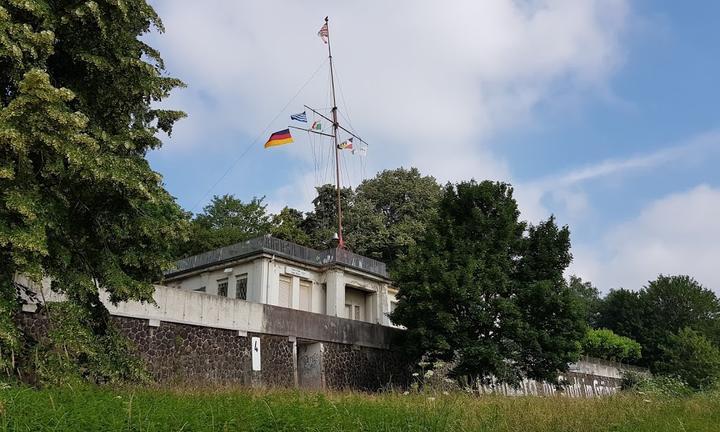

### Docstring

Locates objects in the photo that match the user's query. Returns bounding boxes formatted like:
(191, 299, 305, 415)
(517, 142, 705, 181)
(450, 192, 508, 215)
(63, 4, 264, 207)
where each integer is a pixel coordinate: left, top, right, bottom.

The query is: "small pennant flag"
(290, 111, 307, 122)
(265, 129, 294, 148)
(311, 120, 323, 131)
(318, 22, 329, 44)
(338, 137, 353, 150)
(352, 142, 368, 157)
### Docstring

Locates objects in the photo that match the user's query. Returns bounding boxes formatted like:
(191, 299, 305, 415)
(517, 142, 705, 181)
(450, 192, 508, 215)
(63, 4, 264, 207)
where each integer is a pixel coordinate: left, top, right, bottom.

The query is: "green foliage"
(568, 275, 601, 327)
(351, 168, 442, 267)
(176, 195, 271, 257)
(622, 373, 695, 398)
(655, 327, 720, 391)
(3, 386, 720, 432)
(597, 275, 720, 370)
(28, 303, 149, 386)
(596, 288, 644, 342)
(0, 0, 186, 379)
(302, 184, 354, 250)
(391, 181, 586, 385)
(269, 207, 312, 246)
(582, 329, 642, 363)
(267, 168, 441, 268)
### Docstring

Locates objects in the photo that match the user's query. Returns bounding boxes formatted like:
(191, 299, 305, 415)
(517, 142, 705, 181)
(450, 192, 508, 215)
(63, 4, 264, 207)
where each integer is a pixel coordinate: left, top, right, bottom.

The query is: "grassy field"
(1, 385, 719, 431)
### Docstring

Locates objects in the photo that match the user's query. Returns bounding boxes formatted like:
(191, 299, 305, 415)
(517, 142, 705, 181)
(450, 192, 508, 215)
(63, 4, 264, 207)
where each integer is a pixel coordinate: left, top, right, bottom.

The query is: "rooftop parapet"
(165, 235, 389, 279)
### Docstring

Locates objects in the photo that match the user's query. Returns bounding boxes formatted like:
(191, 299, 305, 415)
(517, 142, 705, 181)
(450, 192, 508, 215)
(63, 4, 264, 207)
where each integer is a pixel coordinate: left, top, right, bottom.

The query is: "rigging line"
(334, 66, 360, 137)
(334, 66, 354, 129)
(188, 58, 328, 212)
(308, 129, 318, 186)
(341, 149, 352, 190)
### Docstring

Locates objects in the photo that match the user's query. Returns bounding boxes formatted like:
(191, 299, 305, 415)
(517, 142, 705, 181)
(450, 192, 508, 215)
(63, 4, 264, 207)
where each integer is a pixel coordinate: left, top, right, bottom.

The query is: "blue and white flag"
(290, 111, 307, 122)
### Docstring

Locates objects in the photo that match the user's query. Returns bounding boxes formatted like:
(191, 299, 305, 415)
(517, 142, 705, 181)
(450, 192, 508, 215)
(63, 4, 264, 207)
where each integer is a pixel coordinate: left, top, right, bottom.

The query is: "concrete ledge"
(21, 283, 401, 351)
(262, 304, 401, 350)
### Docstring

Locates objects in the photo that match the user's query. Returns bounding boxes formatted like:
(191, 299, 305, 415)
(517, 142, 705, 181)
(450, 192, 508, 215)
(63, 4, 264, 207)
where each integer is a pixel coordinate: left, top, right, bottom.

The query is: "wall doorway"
(297, 341, 323, 389)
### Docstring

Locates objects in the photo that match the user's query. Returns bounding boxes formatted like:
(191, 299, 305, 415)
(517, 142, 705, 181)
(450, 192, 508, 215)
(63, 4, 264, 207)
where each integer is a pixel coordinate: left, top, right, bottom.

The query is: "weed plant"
(1, 384, 719, 431)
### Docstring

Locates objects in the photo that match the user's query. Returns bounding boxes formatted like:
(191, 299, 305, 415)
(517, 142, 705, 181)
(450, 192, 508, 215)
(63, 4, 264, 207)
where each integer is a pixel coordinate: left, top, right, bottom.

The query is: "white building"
(163, 236, 399, 326)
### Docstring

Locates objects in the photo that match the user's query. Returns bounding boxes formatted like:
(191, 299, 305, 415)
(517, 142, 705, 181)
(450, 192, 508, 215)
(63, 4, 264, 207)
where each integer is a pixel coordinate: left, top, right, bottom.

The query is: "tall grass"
(1, 385, 719, 431)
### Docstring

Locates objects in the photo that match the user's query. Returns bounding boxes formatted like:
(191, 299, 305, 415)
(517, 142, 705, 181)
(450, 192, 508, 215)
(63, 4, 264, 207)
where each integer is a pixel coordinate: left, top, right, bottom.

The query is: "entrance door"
(278, 275, 291, 308)
(297, 341, 323, 389)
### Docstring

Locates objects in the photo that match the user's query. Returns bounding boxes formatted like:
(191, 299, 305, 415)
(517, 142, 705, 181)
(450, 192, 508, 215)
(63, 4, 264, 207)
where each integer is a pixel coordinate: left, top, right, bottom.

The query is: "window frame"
(235, 273, 248, 300)
(217, 278, 228, 297)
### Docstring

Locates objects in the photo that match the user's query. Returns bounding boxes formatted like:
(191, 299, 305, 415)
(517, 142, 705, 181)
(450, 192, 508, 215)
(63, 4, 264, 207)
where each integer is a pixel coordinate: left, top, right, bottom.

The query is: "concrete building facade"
(163, 236, 399, 327)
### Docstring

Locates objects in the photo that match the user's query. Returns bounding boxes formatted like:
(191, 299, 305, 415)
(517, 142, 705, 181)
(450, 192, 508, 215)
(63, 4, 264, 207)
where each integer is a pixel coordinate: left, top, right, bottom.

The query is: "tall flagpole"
(325, 16, 345, 249)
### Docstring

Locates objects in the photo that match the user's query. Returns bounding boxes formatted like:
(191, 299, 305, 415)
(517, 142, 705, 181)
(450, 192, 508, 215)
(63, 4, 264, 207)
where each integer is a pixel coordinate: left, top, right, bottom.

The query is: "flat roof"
(164, 236, 389, 279)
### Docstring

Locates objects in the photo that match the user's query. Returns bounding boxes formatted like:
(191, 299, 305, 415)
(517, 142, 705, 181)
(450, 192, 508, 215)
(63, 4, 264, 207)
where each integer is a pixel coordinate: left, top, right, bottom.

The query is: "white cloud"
(570, 185, 720, 293)
(149, 0, 630, 203)
(516, 130, 720, 222)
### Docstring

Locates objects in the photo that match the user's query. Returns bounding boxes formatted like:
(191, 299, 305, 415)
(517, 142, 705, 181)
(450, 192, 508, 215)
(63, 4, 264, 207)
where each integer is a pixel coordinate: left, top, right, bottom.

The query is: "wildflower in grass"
(424, 370, 434, 379)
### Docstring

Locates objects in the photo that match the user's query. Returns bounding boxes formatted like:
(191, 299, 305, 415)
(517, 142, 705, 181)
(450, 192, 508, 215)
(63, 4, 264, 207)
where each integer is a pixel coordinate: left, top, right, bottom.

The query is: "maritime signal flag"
(264, 129, 294, 148)
(338, 137, 353, 150)
(311, 120, 323, 131)
(290, 111, 307, 122)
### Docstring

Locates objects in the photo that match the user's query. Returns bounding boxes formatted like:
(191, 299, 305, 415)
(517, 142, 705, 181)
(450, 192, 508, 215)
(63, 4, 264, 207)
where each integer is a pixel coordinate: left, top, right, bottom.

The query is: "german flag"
(264, 129, 294, 148)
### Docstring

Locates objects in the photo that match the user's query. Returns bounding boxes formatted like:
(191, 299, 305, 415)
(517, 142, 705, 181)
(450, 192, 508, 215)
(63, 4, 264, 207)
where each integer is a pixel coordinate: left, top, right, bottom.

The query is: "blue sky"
(146, 1, 720, 293)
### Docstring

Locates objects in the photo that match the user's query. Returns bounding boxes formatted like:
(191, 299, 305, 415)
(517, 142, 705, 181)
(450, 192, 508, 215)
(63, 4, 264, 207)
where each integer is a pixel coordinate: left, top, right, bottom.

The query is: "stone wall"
(323, 342, 409, 391)
(115, 316, 296, 387)
(17, 311, 404, 389)
(113, 316, 251, 385)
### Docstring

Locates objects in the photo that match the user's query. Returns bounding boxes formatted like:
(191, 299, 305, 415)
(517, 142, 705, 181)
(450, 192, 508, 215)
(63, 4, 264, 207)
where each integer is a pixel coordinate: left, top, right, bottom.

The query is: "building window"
(194, 286, 206, 293)
(217, 278, 228, 297)
(235, 274, 248, 300)
(354, 305, 361, 321)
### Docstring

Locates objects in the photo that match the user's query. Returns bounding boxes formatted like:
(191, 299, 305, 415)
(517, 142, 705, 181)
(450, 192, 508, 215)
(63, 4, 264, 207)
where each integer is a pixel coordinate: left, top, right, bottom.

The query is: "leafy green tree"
(597, 275, 720, 370)
(568, 276, 601, 327)
(512, 217, 586, 380)
(641, 275, 720, 349)
(0, 1, 186, 375)
(302, 184, 354, 250)
(656, 327, 720, 390)
(581, 329, 642, 363)
(391, 181, 585, 384)
(270, 207, 311, 247)
(596, 288, 644, 341)
(351, 168, 441, 267)
(177, 195, 271, 257)
(344, 197, 388, 260)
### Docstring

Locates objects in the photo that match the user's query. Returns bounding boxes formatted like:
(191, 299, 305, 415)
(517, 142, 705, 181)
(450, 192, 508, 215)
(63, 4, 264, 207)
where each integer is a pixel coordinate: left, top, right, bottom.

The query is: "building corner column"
(325, 268, 345, 318)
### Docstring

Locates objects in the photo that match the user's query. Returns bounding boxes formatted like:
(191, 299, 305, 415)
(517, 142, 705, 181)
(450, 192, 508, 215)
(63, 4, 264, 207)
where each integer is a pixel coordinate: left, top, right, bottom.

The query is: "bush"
(26, 303, 149, 386)
(655, 327, 720, 391)
(630, 375, 694, 398)
(582, 328, 642, 363)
